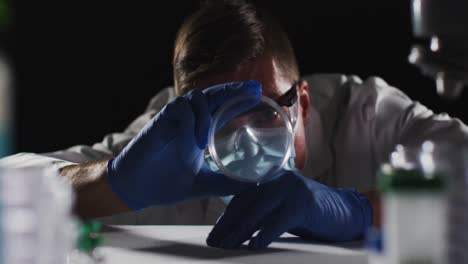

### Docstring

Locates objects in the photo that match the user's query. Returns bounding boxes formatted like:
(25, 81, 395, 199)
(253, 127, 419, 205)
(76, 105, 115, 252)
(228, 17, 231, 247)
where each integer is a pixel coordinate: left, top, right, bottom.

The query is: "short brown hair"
(173, 0, 299, 95)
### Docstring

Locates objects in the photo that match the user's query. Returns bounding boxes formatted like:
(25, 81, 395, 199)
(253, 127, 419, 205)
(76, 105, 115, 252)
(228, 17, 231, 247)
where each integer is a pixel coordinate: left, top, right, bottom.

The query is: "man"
(2, 0, 467, 249)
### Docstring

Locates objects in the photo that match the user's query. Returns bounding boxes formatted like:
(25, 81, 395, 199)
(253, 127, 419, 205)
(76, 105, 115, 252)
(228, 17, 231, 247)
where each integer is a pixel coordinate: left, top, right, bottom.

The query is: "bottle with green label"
(378, 142, 447, 264)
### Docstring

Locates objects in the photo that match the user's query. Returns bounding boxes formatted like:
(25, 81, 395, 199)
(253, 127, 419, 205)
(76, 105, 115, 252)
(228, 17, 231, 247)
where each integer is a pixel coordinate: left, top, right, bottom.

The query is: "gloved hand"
(206, 169, 373, 250)
(107, 81, 262, 210)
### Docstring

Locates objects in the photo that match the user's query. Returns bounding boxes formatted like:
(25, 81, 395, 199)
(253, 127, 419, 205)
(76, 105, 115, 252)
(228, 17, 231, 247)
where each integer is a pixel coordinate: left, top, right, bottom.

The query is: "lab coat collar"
(299, 74, 360, 185)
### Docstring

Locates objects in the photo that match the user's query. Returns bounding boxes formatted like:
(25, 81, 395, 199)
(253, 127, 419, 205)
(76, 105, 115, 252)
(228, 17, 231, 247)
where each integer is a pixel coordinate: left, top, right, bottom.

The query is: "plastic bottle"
(378, 142, 447, 264)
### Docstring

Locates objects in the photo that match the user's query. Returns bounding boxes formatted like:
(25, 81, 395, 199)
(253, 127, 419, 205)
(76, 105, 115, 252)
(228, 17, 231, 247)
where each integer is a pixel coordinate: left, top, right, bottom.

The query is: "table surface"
(97, 225, 370, 264)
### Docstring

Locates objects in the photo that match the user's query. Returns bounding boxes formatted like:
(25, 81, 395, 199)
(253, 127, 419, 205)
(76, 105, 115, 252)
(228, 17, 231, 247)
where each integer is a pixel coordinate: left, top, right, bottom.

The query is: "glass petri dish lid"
(205, 95, 293, 183)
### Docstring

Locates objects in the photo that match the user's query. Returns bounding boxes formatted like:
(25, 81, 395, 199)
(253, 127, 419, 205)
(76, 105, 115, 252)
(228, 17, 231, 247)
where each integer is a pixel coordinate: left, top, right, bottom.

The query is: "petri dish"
(205, 95, 293, 183)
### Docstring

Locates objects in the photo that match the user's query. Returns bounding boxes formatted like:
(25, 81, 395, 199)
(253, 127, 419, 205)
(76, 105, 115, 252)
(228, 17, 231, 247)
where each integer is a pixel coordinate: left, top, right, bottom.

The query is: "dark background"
(11, 0, 468, 153)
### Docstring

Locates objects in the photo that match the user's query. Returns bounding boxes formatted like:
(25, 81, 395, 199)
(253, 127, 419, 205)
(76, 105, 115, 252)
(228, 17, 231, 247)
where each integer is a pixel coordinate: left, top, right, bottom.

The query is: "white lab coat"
(1, 73, 467, 224)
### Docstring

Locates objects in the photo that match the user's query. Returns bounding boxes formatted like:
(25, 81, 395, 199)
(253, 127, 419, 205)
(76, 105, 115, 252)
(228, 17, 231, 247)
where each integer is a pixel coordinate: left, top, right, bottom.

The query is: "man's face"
(195, 55, 310, 169)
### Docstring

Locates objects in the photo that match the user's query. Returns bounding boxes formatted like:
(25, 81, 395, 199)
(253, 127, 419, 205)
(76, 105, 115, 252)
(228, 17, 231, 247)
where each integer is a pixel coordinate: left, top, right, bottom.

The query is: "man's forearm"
(59, 160, 130, 219)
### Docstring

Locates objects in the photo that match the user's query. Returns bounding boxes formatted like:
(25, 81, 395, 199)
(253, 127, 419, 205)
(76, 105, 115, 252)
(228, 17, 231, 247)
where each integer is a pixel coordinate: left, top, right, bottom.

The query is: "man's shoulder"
(355, 76, 416, 122)
(122, 86, 176, 135)
(303, 73, 357, 103)
(303, 73, 414, 116)
(145, 86, 177, 112)
(304, 72, 407, 97)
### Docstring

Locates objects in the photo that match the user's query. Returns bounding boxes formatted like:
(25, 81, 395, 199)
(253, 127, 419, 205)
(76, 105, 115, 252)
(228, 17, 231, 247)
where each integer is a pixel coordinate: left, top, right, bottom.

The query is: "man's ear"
(298, 79, 310, 126)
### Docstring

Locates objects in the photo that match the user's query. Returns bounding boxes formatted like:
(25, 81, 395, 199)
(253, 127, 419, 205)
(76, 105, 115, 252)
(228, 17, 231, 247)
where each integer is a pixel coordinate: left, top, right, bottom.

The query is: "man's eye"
(252, 111, 278, 127)
(261, 110, 279, 120)
(269, 111, 280, 119)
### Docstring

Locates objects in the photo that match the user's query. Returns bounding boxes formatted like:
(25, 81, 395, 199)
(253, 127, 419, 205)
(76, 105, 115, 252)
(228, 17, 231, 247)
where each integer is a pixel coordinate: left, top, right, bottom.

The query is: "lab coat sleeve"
(0, 87, 176, 171)
(370, 78, 468, 168)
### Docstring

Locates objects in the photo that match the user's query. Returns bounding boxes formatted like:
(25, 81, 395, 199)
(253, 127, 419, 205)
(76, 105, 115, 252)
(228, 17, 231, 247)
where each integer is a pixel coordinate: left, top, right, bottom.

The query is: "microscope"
(408, 0, 468, 99)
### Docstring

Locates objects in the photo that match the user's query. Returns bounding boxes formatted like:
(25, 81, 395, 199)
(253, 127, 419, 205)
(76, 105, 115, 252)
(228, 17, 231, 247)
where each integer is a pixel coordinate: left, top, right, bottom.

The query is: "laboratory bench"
(97, 225, 369, 263)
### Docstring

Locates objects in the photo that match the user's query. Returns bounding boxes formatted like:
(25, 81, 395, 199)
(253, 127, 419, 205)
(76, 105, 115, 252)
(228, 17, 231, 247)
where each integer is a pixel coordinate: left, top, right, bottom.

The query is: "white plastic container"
(378, 143, 447, 264)
(383, 189, 446, 264)
(0, 167, 78, 264)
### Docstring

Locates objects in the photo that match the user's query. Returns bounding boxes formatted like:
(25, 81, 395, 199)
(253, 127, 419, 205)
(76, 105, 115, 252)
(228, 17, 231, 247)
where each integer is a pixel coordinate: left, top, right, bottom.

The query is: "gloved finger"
(203, 80, 262, 114)
(206, 170, 292, 248)
(163, 96, 195, 128)
(217, 199, 282, 249)
(248, 204, 300, 250)
(216, 179, 288, 249)
(220, 223, 260, 249)
(193, 166, 256, 197)
(146, 96, 195, 150)
(206, 190, 257, 247)
(169, 97, 200, 153)
(185, 89, 211, 148)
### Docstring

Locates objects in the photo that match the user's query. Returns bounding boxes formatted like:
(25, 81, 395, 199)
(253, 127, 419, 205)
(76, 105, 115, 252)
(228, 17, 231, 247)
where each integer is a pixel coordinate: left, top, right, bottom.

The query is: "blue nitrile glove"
(206, 169, 373, 250)
(107, 81, 261, 210)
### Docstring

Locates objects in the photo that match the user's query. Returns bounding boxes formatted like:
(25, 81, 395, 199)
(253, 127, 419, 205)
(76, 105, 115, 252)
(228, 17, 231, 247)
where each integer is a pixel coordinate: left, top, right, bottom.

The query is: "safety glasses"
(273, 80, 300, 131)
(215, 80, 301, 132)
